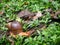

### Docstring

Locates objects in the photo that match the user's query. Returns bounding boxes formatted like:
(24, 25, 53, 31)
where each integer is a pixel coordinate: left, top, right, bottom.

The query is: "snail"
(6, 21, 35, 37)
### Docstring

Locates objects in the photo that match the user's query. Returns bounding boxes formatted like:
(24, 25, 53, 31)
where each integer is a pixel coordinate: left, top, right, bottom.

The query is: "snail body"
(6, 21, 35, 37)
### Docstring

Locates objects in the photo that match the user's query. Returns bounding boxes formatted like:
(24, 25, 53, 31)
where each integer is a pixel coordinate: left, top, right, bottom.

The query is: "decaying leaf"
(0, 11, 4, 15)
(44, 8, 58, 19)
(44, 9, 60, 19)
(18, 9, 35, 20)
(51, 11, 60, 19)
(33, 11, 43, 20)
(55, 11, 60, 18)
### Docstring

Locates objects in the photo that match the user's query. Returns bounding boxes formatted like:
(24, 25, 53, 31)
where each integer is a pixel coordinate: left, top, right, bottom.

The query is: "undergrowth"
(0, 0, 60, 45)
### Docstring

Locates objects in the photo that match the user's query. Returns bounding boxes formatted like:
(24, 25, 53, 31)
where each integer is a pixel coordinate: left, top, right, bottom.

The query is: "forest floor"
(0, 0, 60, 45)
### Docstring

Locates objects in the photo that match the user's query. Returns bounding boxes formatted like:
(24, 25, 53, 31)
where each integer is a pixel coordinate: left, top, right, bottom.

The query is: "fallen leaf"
(0, 11, 4, 15)
(17, 9, 35, 20)
(51, 11, 60, 19)
(55, 11, 60, 19)
(33, 11, 43, 20)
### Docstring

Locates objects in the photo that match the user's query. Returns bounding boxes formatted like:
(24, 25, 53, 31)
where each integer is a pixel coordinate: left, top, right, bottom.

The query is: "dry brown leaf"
(51, 11, 60, 19)
(33, 11, 43, 20)
(44, 9, 60, 19)
(0, 11, 4, 15)
(17, 9, 35, 20)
